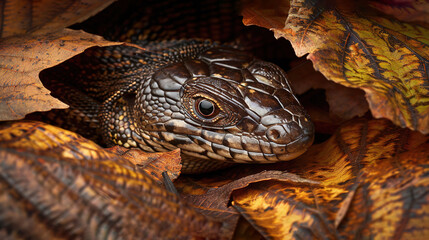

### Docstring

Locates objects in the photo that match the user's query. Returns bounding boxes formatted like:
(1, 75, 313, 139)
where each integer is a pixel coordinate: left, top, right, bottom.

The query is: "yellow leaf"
(232, 118, 429, 239)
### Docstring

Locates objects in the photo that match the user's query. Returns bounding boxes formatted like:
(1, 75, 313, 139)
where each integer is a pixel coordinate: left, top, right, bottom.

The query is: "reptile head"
(131, 46, 314, 172)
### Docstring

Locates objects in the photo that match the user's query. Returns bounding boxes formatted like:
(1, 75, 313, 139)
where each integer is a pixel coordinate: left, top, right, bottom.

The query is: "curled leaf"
(369, 0, 429, 24)
(0, 29, 119, 121)
(232, 118, 429, 239)
(288, 61, 369, 121)
(0, 121, 227, 239)
(108, 146, 182, 183)
(242, 0, 429, 134)
(0, 0, 116, 38)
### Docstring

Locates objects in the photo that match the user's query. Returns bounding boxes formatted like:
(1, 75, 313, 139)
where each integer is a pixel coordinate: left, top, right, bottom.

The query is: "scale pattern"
(39, 41, 314, 173)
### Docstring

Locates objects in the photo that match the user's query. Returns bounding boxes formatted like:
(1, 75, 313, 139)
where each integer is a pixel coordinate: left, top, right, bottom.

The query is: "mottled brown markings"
(0, 0, 4, 37)
(334, 121, 366, 177)
(0, 178, 60, 239)
(0, 150, 118, 239)
(392, 187, 414, 240)
(391, 129, 410, 177)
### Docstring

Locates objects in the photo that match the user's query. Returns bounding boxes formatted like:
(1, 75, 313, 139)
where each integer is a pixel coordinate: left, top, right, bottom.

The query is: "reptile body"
(40, 40, 314, 173)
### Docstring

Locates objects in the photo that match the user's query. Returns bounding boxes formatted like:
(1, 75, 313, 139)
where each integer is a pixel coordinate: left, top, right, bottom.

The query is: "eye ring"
(195, 98, 218, 119)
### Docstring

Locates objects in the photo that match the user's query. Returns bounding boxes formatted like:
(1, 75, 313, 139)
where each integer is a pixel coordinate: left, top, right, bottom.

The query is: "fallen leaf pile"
(0, 0, 428, 239)
(0, 121, 229, 239)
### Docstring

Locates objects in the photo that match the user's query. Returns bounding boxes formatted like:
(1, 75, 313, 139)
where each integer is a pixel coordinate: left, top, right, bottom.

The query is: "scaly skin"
(39, 40, 314, 173)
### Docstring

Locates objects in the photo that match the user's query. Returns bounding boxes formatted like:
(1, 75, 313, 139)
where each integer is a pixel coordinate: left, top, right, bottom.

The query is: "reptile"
(35, 1, 315, 174)
(38, 40, 314, 173)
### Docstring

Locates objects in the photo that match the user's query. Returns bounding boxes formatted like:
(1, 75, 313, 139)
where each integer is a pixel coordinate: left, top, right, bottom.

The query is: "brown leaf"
(176, 170, 317, 238)
(242, 0, 429, 134)
(369, 0, 429, 24)
(0, 120, 228, 239)
(0, 29, 120, 121)
(107, 146, 182, 183)
(232, 118, 429, 239)
(288, 60, 369, 121)
(0, 0, 116, 38)
(232, 217, 265, 240)
(241, 0, 289, 30)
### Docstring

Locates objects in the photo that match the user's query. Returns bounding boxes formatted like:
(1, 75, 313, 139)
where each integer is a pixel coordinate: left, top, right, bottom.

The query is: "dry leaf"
(369, 0, 429, 24)
(0, 120, 228, 239)
(232, 118, 429, 239)
(242, 0, 429, 134)
(241, 0, 289, 30)
(176, 170, 318, 238)
(0, 0, 120, 121)
(0, 0, 116, 38)
(288, 60, 369, 121)
(108, 146, 182, 183)
(0, 29, 120, 121)
(232, 217, 265, 240)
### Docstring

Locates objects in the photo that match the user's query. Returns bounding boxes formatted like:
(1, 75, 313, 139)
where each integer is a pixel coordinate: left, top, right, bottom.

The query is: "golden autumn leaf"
(232, 118, 429, 239)
(107, 146, 182, 183)
(0, 121, 228, 239)
(176, 170, 318, 238)
(242, 0, 429, 134)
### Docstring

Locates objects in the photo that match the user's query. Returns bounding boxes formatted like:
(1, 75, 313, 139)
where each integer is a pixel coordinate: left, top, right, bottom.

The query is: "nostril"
(267, 125, 291, 144)
(269, 129, 280, 140)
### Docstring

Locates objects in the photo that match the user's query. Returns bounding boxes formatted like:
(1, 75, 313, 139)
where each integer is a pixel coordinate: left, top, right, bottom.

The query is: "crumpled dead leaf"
(107, 146, 182, 183)
(0, 0, 116, 38)
(231, 118, 429, 239)
(242, 0, 429, 134)
(0, 29, 119, 121)
(0, 120, 228, 239)
(0, 0, 120, 121)
(176, 170, 318, 238)
(369, 0, 429, 24)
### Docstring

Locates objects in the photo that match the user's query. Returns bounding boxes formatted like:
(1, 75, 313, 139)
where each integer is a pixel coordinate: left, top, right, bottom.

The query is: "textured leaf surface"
(370, 0, 429, 24)
(232, 118, 429, 239)
(0, 121, 227, 239)
(288, 61, 369, 122)
(241, 0, 289, 30)
(0, 0, 116, 38)
(108, 146, 182, 183)
(0, 29, 119, 121)
(176, 170, 317, 238)
(242, 0, 429, 134)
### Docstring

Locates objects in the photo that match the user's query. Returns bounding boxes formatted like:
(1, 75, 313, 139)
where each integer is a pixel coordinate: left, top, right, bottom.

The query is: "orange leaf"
(0, 0, 116, 38)
(241, 0, 289, 30)
(232, 118, 429, 239)
(242, 0, 429, 134)
(0, 120, 228, 239)
(0, 29, 120, 121)
(107, 146, 182, 183)
(176, 170, 317, 238)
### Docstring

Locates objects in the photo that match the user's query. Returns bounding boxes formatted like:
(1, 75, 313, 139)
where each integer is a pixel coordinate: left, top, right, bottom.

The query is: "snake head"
(134, 46, 314, 172)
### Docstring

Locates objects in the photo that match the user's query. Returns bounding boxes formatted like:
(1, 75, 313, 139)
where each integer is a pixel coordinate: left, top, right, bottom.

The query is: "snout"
(261, 109, 314, 159)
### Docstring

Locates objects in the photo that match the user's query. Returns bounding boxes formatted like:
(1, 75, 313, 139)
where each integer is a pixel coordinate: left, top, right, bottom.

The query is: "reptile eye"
(195, 98, 217, 118)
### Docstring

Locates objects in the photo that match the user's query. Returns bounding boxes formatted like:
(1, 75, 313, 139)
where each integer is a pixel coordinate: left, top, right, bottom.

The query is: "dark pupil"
(198, 99, 214, 116)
